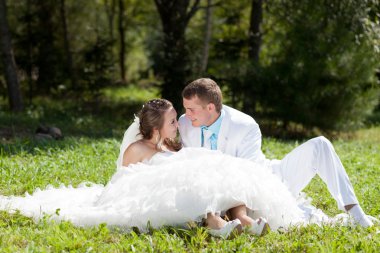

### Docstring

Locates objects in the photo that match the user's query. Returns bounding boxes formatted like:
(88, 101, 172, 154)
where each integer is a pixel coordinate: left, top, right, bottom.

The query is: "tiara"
(147, 99, 167, 109)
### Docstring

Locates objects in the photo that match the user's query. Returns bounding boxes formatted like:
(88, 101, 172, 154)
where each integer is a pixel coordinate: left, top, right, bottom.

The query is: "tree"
(243, 0, 263, 114)
(34, 0, 65, 93)
(60, 0, 77, 90)
(105, 0, 117, 41)
(248, 0, 262, 63)
(0, 0, 23, 111)
(118, 0, 126, 82)
(205, 0, 251, 108)
(257, 0, 380, 130)
(199, 0, 213, 75)
(153, 0, 200, 109)
(25, 0, 34, 104)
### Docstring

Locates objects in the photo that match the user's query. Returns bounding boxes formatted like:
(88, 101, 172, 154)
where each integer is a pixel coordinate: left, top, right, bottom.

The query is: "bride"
(0, 99, 335, 238)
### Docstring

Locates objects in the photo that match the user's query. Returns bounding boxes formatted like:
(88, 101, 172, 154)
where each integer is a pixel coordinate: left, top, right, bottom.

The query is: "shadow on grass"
(2, 92, 378, 154)
(258, 118, 380, 142)
(0, 99, 143, 140)
(0, 98, 145, 155)
(0, 136, 98, 157)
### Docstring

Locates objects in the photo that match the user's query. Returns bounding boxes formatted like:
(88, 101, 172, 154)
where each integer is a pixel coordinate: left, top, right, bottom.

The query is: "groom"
(178, 77, 374, 227)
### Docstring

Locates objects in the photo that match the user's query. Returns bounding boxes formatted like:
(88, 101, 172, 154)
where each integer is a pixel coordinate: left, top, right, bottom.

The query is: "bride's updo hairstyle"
(138, 99, 182, 151)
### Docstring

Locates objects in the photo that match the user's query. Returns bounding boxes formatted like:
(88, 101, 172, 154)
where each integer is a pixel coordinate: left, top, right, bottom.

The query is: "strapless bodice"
(144, 151, 174, 165)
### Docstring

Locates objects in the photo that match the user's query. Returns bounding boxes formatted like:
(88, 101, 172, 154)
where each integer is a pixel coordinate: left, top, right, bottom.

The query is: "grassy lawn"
(0, 87, 379, 252)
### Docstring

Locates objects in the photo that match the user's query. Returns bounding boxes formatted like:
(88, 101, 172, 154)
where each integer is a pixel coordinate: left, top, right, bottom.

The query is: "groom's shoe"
(354, 216, 373, 228)
(348, 205, 375, 228)
(368, 215, 380, 224)
(248, 217, 270, 236)
(208, 219, 242, 239)
(354, 215, 378, 228)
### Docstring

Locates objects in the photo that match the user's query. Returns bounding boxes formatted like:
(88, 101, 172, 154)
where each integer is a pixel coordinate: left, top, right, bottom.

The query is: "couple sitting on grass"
(0, 78, 377, 239)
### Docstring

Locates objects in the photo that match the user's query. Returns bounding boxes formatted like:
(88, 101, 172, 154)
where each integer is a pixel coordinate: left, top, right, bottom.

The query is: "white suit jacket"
(178, 105, 268, 165)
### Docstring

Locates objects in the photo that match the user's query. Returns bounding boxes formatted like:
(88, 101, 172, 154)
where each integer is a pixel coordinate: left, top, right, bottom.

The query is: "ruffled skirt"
(0, 148, 333, 231)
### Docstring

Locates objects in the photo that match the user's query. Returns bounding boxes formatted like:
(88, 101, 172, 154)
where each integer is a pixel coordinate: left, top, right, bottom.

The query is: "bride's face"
(160, 107, 178, 139)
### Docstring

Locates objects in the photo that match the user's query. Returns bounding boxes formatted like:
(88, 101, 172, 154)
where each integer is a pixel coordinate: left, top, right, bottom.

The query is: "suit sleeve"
(236, 123, 266, 163)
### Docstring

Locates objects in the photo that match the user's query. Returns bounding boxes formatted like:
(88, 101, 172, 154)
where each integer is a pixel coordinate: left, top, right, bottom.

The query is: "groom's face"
(183, 96, 214, 127)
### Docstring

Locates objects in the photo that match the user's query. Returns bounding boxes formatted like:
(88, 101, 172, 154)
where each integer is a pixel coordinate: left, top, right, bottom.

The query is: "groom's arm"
(236, 124, 267, 164)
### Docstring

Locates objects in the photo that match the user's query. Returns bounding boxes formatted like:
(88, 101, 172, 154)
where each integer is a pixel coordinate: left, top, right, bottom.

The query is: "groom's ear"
(207, 103, 216, 112)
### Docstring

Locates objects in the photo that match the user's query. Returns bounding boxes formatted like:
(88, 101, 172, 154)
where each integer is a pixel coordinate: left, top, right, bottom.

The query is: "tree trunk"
(0, 0, 23, 112)
(26, 0, 33, 104)
(248, 0, 262, 63)
(153, 0, 200, 109)
(35, 0, 58, 93)
(105, 0, 116, 41)
(118, 0, 126, 82)
(60, 0, 77, 90)
(200, 0, 212, 75)
(244, 0, 263, 114)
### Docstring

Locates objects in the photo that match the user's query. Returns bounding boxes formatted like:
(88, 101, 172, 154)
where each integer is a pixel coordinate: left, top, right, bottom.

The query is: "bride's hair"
(138, 99, 182, 151)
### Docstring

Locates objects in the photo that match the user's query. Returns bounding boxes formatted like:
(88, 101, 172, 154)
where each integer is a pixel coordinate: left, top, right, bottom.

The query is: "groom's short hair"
(182, 78, 223, 112)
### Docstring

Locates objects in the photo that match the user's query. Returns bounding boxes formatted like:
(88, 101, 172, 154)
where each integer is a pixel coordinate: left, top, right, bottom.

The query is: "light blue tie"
(209, 133, 217, 150)
(201, 126, 217, 150)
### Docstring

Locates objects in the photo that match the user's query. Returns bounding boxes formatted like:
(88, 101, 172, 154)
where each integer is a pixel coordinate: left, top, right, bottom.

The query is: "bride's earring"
(155, 133, 160, 144)
(156, 133, 163, 150)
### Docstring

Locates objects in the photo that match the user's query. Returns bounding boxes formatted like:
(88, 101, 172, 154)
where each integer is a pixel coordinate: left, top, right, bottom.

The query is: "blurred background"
(1, 0, 379, 139)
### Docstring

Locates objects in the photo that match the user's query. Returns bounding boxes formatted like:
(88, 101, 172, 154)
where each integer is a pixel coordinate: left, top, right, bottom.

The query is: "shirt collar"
(202, 109, 225, 136)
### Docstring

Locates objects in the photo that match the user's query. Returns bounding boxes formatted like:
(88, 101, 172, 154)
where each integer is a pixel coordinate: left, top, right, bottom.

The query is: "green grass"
(0, 85, 159, 140)
(1, 130, 379, 252)
(0, 89, 379, 252)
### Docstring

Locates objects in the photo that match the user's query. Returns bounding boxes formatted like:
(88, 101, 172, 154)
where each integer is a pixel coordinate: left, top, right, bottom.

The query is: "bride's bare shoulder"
(122, 140, 154, 166)
(127, 140, 148, 150)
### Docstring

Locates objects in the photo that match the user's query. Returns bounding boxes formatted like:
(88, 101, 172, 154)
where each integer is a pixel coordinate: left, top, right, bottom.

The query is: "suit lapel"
(217, 106, 230, 153)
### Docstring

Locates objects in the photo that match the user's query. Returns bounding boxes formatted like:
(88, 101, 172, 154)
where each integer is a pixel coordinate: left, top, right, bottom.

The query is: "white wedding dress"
(0, 119, 349, 232)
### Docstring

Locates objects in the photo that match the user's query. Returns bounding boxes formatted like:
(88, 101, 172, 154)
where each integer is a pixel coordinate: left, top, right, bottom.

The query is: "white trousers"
(270, 136, 358, 211)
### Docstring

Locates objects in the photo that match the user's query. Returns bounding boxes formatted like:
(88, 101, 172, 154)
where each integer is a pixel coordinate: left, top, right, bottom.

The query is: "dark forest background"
(1, 0, 379, 134)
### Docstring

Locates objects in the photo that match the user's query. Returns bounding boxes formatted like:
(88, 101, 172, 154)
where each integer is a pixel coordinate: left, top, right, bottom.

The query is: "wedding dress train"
(1, 148, 350, 231)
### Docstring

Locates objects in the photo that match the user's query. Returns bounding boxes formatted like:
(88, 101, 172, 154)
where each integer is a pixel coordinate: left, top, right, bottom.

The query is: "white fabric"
(179, 106, 360, 211)
(348, 204, 373, 227)
(179, 105, 268, 165)
(270, 136, 358, 211)
(1, 148, 317, 231)
(0, 116, 358, 231)
(116, 116, 142, 170)
(201, 128, 214, 149)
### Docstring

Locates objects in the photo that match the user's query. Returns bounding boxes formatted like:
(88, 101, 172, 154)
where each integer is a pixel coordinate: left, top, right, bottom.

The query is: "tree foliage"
(0, 0, 379, 131)
(0, 0, 23, 111)
(253, 0, 380, 130)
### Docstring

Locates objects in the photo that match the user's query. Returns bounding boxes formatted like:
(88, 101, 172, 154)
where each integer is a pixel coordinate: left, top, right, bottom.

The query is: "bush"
(252, 0, 380, 130)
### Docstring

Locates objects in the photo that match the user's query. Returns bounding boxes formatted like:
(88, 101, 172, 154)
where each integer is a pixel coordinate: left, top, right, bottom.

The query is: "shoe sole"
(260, 223, 270, 236)
(228, 224, 243, 239)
